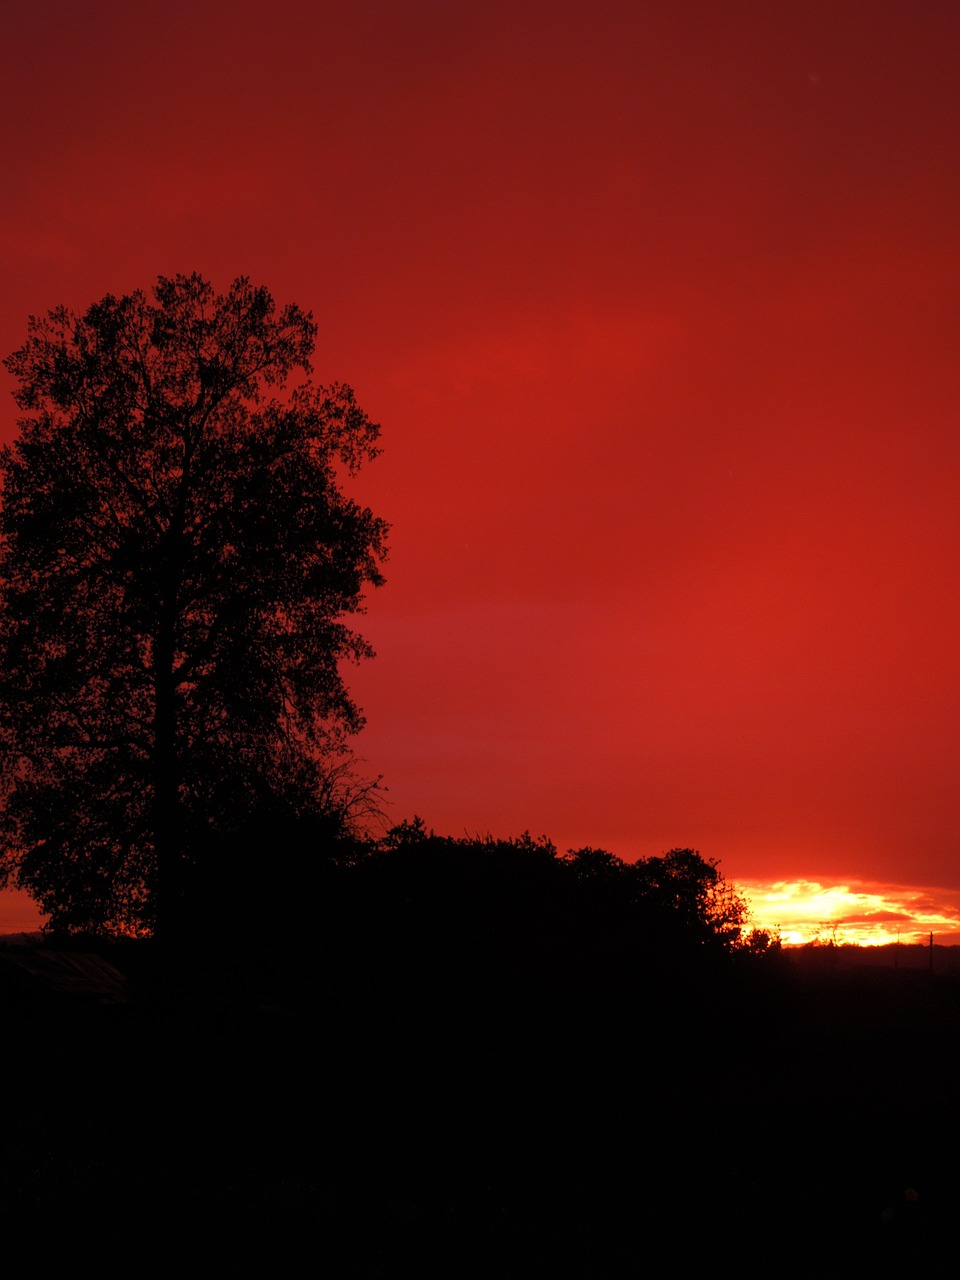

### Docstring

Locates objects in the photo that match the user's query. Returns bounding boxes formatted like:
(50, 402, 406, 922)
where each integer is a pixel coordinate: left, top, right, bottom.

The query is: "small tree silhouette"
(633, 847, 748, 949)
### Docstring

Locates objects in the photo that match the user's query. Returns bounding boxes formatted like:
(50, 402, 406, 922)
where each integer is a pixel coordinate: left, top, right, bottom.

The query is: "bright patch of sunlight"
(736, 879, 960, 946)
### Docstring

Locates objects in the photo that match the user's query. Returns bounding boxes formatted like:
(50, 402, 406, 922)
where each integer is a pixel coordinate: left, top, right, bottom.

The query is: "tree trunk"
(152, 607, 183, 946)
(153, 461, 192, 947)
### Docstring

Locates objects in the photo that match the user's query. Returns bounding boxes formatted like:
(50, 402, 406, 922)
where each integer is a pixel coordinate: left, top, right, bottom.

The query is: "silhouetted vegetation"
(0, 275, 387, 938)
(2, 821, 958, 1274)
(2, 275, 957, 1272)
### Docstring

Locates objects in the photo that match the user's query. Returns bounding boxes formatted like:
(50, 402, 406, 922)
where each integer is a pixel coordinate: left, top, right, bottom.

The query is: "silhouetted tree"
(0, 274, 387, 937)
(633, 847, 747, 948)
(561, 844, 747, 947)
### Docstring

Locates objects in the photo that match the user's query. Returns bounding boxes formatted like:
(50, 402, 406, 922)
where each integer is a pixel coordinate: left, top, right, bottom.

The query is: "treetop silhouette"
(0, 274, 388, 936)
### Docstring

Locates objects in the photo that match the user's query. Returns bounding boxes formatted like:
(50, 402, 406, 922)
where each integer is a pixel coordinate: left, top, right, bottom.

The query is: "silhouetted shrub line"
(4, 823, 960, 1272)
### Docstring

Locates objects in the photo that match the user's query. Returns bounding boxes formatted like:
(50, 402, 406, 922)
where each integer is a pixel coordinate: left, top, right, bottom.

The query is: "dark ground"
(1, 936, 958, 1277)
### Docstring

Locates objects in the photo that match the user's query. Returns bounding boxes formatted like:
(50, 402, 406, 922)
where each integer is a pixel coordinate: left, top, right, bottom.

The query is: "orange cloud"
(738, 879, 960, 946)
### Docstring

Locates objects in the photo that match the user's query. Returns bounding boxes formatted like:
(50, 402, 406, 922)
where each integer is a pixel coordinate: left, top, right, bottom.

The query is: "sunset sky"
(2, 1, 959, 942)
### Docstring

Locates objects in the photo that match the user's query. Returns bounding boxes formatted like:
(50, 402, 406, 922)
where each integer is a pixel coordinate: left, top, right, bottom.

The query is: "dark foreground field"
(1, 931, 958, 1277)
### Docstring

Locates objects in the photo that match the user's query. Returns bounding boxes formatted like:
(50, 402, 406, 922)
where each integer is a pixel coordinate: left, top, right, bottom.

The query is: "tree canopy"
(0, 274, 388, 936)
(358, 823, 749, 960)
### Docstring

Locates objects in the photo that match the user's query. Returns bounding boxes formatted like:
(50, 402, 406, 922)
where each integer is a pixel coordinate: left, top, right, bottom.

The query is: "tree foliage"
(365, 824, 749, 958)
(562, 844, 747, 948)
(0, 274, 387, 935)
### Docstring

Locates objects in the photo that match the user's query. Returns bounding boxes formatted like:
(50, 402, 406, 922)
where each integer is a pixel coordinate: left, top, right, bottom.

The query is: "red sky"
(2, 1, 960, 933)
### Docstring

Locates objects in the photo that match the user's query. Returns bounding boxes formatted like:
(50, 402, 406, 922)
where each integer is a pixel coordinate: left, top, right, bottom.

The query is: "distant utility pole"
(929, 931, 934, 974)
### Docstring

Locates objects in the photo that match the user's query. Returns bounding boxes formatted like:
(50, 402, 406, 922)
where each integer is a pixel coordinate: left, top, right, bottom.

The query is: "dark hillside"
(1, 855, 958, 1275)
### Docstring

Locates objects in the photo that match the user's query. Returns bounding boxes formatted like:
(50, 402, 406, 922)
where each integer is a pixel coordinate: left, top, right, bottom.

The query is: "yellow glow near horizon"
(736, 878, 960, 947)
